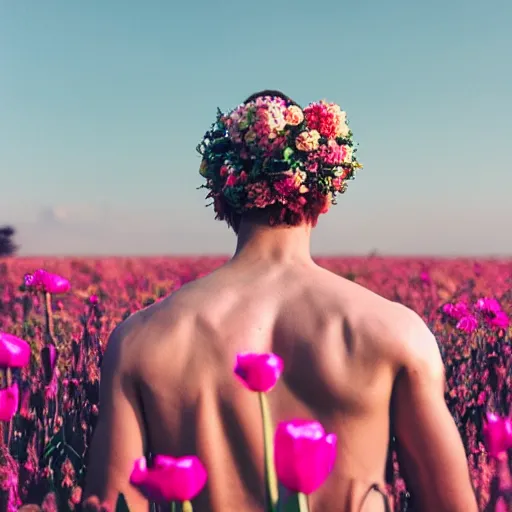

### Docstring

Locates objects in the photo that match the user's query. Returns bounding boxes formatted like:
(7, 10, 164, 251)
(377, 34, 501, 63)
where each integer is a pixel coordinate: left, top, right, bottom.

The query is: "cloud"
(12, 203, 235, 256)
(4, 200, 512, 257)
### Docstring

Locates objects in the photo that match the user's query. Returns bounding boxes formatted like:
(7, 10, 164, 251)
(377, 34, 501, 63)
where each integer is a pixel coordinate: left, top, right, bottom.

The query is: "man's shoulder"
(382, 303, 444, 377)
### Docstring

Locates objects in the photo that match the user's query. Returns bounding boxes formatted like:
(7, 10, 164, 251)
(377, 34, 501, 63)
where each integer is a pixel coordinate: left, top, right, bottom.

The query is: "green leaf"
(283, 147, 294, 162)
(115, 493, 130, 512)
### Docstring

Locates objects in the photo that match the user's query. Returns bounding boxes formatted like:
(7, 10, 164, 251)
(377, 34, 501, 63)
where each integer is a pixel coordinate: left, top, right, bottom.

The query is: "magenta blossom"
(234, 352, 283, 392)
(489, 311, 510, 329)
(0, 332, 31, 369)
(483, 412, 512, 458)
(0, 383, 19, 421)
(130, 455, 207, 503)
(456, 315, 478, 334)
(274, 419, 337, 495)
(89, 294, 99, 305)
(419, 270, 431, 284)
(24, 269, 70, 294)
(442, 301, 469, 320)
(475, 297, 502, 315)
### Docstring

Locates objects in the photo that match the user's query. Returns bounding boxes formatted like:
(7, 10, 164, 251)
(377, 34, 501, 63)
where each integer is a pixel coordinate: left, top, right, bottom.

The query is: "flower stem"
(182, 501, 193, 512)
(258, 392, 278, 511)
(5, 368, 13, 449)
(44, 292, 55, 343)
(297, 493, 310, 512)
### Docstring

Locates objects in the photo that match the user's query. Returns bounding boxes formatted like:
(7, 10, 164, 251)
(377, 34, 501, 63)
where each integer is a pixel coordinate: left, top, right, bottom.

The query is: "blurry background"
(1, 0, 510, 256)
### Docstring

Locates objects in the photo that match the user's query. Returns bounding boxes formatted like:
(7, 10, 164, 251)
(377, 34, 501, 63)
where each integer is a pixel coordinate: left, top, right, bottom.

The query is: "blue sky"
(1, 0, 511, 256)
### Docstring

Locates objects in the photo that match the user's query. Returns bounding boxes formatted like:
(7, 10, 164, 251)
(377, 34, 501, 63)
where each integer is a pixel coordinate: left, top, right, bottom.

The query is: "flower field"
(0, 256, 511, 511)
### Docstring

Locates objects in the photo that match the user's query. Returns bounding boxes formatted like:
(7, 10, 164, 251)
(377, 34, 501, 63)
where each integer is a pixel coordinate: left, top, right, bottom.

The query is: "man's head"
(197, 90, 361, 234)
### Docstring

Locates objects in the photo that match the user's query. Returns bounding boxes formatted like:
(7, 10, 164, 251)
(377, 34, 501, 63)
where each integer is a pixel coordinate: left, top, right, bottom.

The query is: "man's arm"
(391, 310, 478, 512)
(83, 325, 149, 510)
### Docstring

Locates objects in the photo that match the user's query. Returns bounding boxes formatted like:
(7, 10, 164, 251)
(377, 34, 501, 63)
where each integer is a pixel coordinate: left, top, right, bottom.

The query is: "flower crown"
(197, 95, 362, 223)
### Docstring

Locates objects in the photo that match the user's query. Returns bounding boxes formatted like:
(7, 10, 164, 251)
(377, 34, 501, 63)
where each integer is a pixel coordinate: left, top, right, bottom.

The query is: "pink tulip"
(456, 315, 478, 333)
(234, 352, 283, 392)
(274, 419, 337, 495)
(24, 269, 70, 294)
(130, 455, 207, 503)
(0, 383, 19, 421)
(483, 412, 512, 458)
(0, 332, 31, 369)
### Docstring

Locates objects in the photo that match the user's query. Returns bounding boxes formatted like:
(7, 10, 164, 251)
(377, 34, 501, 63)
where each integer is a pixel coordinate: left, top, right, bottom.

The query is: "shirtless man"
(84, 91, 478, 511)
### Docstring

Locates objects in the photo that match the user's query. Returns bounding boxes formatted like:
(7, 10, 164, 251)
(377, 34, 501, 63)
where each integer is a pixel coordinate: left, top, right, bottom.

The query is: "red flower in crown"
(303, 101, 349, 139)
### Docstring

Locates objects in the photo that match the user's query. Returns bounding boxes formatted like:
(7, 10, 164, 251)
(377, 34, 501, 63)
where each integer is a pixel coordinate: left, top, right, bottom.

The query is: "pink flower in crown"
(317, 139, 346, 166)
(306, 159, 319, 173)
(456, 315, 478, 333)
(274, 176, 298, 197)
(332, 176, 345, 191)
(255, 96, 287, 108)
(246, 182, 276, 209)
(304, 101, 349, 139)
(225, 174, 238, 188)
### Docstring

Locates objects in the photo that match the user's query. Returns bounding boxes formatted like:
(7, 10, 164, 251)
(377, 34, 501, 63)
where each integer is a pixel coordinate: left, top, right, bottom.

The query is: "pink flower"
(0, 383, 19, 421)
(317, 139, 346, 166)
(234, 352, 283, 392)
(274, 419, 337, 495)
(274, 176, 298, 197)
(245, 182, 276, 209)
(483, 412, 512, 458)
(475, 297, 502, 315)
(225, 174, 237, 187)
(456, 315, 478, 333)
(130, 455, 207, 503)
(25, 269, 70, 294)
(89, 295, 99, 305)
(442, 301, 469, 320)
(419, 271, 431, 284)
(0, 332, 31, 369)
(490, 311, 509, 328)
(303, 101, 348, 139)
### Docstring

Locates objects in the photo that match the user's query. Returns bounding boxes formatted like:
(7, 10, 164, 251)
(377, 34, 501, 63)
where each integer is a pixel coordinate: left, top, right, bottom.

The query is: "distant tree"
(0, 225, 18, 256)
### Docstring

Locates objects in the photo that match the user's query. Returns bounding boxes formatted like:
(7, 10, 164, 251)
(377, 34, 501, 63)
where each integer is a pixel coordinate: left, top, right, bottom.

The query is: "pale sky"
(1, 0, 511, 256)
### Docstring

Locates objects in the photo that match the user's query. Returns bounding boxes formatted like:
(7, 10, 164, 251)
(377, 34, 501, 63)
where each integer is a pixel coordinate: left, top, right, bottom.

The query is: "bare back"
(85, 259, 478, 512)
